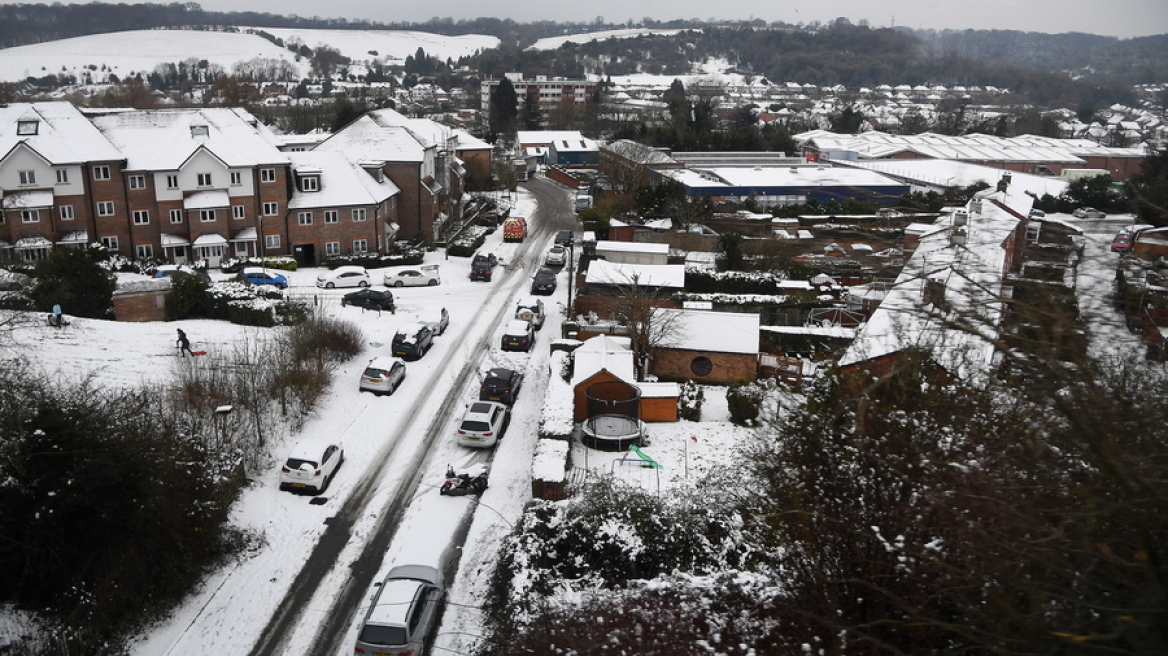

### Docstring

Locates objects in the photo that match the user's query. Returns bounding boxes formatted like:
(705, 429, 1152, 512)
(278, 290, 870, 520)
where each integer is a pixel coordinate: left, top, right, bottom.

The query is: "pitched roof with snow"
(88, 107, 288, 171)
(314, 114, 425, 162)
(838, 188, 1031, 380)
(286, 151, 400, 210)
(571, 334, 635, 387)
(0, 102, 123, 165)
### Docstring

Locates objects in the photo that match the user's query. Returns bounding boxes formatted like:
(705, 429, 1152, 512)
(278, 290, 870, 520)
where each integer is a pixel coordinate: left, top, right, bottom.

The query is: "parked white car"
(456, 401, 510, 448)
(316, 265, 371, 289)
(420, 307, 450, 336)
(544, 245, 567, 266)
(278, 439, 344, 494)
(383, 264, 441, 287)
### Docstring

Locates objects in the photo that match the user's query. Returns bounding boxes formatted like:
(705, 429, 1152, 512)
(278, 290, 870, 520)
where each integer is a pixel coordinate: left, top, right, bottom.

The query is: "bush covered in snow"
(678, 379, 703, 421)
(726, 380, 765, 425)
(538, 350, 574, 439)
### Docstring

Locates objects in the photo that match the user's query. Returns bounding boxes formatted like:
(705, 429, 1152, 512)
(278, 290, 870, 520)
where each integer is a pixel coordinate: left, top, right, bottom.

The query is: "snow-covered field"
(0, 28, 499, 83)
(527, 27, 696, 51)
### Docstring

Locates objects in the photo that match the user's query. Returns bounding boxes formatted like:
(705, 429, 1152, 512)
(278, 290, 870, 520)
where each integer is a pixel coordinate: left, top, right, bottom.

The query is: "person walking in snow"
(176, 328, 193, 357)
(51, 303, 64, 328)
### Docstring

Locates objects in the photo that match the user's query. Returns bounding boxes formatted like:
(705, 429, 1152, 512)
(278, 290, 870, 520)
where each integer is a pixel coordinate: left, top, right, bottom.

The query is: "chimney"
(924, 278, 946, 306)
(997, 172, 1012, 193)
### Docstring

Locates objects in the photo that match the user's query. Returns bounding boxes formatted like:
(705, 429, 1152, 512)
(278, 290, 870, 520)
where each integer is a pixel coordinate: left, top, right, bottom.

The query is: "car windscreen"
(460, 420, 490, 432)
(483, 378, 507, 391)
(358, 624, 408, 646)
(284, 458, 318, 470)
(363, 367, 388, 378)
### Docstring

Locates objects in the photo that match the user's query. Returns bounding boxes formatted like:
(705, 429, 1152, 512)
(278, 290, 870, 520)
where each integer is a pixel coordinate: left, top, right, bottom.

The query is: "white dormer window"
(300, 175, 320, 192)
(230, 171, 242, 186)
(17, 120, 38, 136)
(191, 125, 209, 137)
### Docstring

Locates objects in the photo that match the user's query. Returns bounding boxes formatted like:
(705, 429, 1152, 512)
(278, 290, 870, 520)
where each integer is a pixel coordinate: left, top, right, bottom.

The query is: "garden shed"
(112, 278, 175, 322)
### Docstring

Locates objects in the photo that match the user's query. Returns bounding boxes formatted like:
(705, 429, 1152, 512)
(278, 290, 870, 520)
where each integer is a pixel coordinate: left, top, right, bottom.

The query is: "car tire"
(472, 478, 487, 493)
(394, 281, 404, 287)
(427, 279, 438, 286)
(326, 282, 335, 289)
(358, 281, 369, 288)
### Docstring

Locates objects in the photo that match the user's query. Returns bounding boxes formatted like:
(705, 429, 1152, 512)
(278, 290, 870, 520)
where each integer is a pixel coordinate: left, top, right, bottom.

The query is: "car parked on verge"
(469, 252, 498, 282)
(545, 244, 567, 267)
(278, 439, 344, 494)
(392, 323, 434, 360)
(420, 306, 449, 336)
(343, 288, 395, 312)
(383, 264, 441, 287)
(354, 564, 444, 656)
(555, 230, 574, 247)
(456, 401, 510, 448)
(359, 356, 406, 395)
(316, 265, 371, 289)
(153, 264, 211, 282)
(480, 367, 523, 406)
(1073, 207, 1107, 218)
(515, 298, 546, 329)
(473, 252, 498, 268)
(236, 267, 288, 289)
(530, 267, 557, 295)
(500, 319, 536, 352)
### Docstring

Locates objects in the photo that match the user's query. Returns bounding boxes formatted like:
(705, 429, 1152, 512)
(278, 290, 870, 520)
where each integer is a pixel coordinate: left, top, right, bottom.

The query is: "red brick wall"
(113, 289, 175, 322)
(384, 162, 428, 241)
(90, 161, 130, 255)
(650, 348, 758, 385)
(287, 204, 385, 264)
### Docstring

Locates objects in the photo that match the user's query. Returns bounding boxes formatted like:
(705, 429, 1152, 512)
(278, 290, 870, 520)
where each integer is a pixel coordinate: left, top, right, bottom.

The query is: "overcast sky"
(163, 0, 1167, 38)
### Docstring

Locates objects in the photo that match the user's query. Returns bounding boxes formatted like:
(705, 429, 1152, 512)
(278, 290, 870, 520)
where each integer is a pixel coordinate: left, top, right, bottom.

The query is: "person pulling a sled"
(176, 328, 194, 357)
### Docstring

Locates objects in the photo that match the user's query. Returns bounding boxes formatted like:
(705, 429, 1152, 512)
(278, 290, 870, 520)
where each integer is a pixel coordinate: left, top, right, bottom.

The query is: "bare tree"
(608, 272, 686, 379)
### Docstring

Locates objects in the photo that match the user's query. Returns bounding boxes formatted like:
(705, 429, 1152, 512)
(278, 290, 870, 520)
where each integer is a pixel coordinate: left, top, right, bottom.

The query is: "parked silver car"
(354, 564, 444, 656)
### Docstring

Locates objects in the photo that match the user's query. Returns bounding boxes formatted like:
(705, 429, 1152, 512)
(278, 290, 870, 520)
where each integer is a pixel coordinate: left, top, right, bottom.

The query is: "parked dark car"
(343, 288, 395, 312)
(480, 367, 523, 405)
(392, 323, 434, 360)
(501, 320, 536, 352)
(531, 268, 557, 295)
(555, 230, 574, 247)
(470, 252, 497, 282)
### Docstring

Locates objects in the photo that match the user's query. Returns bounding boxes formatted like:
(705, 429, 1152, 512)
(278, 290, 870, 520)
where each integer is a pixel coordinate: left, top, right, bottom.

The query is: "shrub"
(322, 249, 425, 270)
(286, 314, 364, 363)
(726, 381, 764, 425)
(171, 271, 215, 319)
(219, 256, 298, 273)
(446, 228, 489, 258)
(679, 380, 704, 421)
(31, 247, 117, 318)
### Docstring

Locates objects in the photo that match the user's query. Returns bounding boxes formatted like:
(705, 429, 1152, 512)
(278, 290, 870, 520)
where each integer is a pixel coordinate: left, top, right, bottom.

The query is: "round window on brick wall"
(690, 356, 713, 376)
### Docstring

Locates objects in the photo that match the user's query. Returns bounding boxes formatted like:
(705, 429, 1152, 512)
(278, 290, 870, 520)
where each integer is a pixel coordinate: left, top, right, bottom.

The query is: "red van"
(503, 217, 527, 242)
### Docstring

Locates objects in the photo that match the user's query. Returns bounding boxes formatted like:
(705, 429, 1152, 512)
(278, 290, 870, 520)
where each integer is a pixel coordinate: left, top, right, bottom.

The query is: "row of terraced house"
(0, 102, 493, 266)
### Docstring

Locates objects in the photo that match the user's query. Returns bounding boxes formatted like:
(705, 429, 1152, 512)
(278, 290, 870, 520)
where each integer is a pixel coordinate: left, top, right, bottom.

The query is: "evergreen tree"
(489, 77, 519, 142)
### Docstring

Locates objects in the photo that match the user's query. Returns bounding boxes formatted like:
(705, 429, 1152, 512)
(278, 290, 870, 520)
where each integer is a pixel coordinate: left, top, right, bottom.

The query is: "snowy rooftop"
(314, 114, 425, 162)
(89, 107, 288, 170)
(663, 164, 903, 189)
(845, 159, 1069, 197)
(838, 187, 1033, 380)
(571, 334, 635, 387)
(656, 308, 761, 355)
(594, 240, 670, 254)
(0, 102, 123, 164)
(286, 151, 400, 210)
(584, 259, 686, 289)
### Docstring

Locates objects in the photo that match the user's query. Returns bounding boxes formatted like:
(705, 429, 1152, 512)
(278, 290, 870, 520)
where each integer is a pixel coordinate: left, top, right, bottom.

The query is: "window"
(16, 120, 38, 135)
(129, 175, 146, 190)
(21, 209, 40, 223)
(97, 201, 115, 216)
(298, 212, 313, 226)
(300, 176, 319, 192)
(59, 205, 74, 221)
(55, 169, 69, 184)
(230, 171, 242, 186)
(170, 209, 183, 224)
(101, 236, 118, 251)
(352, 239, 368, 253)
(197, 173, 212, 187)
(263, 202, 278, 216)
(199, 209, 216, 222)
(93, 166, 110, 181)
(265, 234, 280, 250)
(325, 241, 340, 256)
(132, 210, 150, 225)
(19, 170, 36, 185)
(690, 356, 713, 377)
(351, 208, 367, 222)
(136, 244, 153, 258)
(233, 205, 245, 220)
(260, 168, 276, 183)
(166, 175, 179, 189)
(324, 210, 338, 224)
